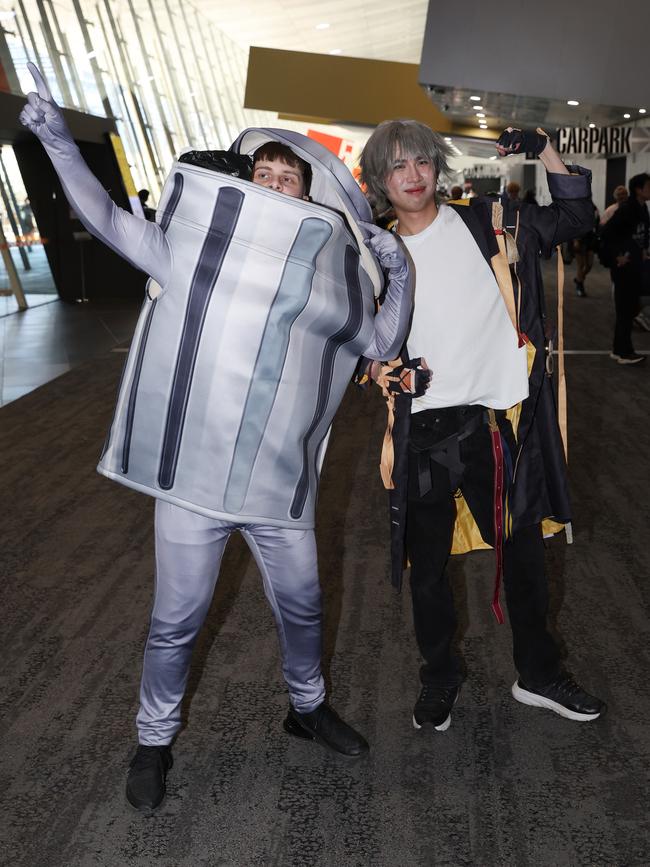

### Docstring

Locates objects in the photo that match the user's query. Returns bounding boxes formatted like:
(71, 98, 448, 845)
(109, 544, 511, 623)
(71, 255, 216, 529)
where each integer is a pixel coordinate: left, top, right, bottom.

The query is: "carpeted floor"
(1, 260, 649, 866)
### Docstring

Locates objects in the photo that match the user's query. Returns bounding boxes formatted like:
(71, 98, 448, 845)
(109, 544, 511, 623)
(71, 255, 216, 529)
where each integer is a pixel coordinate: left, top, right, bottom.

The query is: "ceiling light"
(567, 99, 579, 106)
(329, 48, 342, 55)
(479, 124, 488, 129)
(639, 108, 647, 114)
(444, 137, 452, 142)
(470, 95, 481, 101)
(315, 22, 330, 29)
(623, 113, 631, 119)
(476, 113, 485, 118)
(589, 122, 596, 128)
(473, 105, 484, 111)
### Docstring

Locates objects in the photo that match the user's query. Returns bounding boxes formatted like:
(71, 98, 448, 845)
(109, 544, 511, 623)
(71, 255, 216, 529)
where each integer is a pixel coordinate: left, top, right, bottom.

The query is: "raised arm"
(496, 127, 593, 255)
(19, 63, 171, 286)
(359, 223, 413, 361)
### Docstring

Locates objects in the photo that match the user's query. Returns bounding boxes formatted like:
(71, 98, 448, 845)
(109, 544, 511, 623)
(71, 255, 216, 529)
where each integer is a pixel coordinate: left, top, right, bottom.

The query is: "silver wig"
(359, 119, 454, 212)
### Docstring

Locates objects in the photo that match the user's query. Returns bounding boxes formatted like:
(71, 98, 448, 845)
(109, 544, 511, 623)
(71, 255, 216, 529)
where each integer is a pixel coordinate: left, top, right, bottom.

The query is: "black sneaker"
(284, 703, 369, 758)
(126, 744, 173, 811)
(512, 673, 606, 721)
(412, 684, 460, 732)
(574, 279, 586, 297)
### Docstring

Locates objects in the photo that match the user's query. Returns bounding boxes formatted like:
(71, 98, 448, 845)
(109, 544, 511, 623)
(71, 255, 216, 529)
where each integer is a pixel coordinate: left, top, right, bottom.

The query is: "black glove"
(380, 357, 431, 397)
(496, 127, 550, 158)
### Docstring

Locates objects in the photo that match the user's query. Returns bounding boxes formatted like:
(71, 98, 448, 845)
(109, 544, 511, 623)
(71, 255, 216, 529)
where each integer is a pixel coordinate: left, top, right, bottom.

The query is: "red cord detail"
(490, 426, 505, 624)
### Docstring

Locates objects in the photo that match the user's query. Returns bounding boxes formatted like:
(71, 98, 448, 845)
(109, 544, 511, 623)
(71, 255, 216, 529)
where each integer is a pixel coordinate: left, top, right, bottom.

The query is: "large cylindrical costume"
(98, 129, 383, 528)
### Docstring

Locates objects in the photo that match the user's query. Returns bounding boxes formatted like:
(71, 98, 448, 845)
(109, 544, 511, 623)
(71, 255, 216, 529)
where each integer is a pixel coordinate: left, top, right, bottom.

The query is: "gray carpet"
(1, 260, 649, 866)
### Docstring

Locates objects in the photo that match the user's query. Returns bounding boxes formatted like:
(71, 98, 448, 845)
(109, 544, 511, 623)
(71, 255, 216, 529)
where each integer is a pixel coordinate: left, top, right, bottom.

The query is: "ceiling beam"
(245, 47, 453, 131)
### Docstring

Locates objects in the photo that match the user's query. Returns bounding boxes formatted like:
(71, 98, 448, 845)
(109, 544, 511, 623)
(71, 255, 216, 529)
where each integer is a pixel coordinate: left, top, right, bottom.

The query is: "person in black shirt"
(601, 172, 650, 364)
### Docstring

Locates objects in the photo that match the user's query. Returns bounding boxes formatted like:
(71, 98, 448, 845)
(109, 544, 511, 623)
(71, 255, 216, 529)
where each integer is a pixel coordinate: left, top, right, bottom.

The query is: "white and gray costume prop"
(21, 65, 412, 744)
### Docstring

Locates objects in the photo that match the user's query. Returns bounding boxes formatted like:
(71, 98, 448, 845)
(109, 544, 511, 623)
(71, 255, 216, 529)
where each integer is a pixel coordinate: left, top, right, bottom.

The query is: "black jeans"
(611, 264, 642, 356)
(406, 406, 561, 688)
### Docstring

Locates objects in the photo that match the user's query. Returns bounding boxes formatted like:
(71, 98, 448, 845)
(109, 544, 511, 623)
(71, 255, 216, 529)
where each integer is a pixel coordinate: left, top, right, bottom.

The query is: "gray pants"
(137, 501, 325, 745)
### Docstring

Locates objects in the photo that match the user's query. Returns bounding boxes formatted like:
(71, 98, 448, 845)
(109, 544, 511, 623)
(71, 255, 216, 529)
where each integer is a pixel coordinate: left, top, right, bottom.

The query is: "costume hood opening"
(231, 128, 381, 295)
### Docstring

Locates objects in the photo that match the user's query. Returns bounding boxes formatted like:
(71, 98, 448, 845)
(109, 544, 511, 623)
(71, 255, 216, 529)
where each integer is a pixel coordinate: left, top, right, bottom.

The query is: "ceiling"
(194, 1, 428, 63)
(195, 1, 645, 155)
(424, 85, 644, 133)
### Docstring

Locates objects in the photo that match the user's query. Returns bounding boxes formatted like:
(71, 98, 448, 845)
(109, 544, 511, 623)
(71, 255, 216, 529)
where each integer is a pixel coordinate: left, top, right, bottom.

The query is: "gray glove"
(360, 221, 408, 276)
(19, 62, 76, 159)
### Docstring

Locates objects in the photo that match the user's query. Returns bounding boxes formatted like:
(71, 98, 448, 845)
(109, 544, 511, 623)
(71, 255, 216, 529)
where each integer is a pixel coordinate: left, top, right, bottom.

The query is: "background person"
(573, 202, 600, 297)
(600, 172, 650, 363)
(137, 188, 156, 221)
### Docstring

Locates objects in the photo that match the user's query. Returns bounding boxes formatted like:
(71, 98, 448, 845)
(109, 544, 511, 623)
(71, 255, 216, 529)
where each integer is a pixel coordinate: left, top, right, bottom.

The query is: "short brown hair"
(252, 141, 312, 194)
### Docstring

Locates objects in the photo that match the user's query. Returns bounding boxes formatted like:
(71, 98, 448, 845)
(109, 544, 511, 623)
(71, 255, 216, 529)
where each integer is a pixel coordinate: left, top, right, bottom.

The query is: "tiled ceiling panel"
(191, 1, 428, 63)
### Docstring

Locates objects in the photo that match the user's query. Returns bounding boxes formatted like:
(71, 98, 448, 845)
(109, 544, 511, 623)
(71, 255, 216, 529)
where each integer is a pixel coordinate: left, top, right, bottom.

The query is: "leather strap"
(556, 246, 568, 461)
(411, 412, 483, 497)
(487, 409, 505, 624)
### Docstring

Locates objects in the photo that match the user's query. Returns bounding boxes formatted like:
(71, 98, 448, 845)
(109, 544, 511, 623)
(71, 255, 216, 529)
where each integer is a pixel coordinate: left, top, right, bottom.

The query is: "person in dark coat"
(359, 121, 606, 732)
(599, 172, 650, 363)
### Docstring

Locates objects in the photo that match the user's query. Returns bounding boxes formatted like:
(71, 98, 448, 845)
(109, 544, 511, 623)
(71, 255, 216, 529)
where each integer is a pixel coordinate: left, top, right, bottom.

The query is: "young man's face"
(384, 151, 437, 216)
(252, 158, 306, 199)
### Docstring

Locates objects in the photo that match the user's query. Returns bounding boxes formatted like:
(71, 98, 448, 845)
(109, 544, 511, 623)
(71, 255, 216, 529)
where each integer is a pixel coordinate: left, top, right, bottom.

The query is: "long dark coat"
(386, 167, 594, 590)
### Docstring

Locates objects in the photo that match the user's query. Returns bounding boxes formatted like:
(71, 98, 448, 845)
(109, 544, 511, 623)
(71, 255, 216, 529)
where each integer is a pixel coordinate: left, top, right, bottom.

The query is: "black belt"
(410, 410, 485, 496)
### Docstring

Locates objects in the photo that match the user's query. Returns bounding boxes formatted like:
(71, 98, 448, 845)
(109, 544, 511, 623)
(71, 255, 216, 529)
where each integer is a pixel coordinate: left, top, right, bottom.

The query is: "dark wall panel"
(13, 138, 147, 302)
(605, 157, 627, 206)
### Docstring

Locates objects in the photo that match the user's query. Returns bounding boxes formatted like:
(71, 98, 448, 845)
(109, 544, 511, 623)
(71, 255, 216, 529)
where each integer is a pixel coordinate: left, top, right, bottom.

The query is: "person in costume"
(20, 64, 413, 811)
(359, 120, 605, 733)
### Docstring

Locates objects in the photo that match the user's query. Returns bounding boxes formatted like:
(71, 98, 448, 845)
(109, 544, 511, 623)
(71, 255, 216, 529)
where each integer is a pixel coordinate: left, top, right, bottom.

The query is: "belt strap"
(411, 412, 483, 497)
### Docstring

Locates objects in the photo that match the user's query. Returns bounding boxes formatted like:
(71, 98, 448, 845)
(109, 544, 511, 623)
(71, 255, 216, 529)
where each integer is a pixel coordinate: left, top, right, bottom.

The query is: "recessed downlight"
(567, 100, 579, 106)
(473, 105, 484, 111)
(470, 95, 481, 101)
(476, 113, 485, 118)
(589, 122, 596, 128)
(623, 113, 631, 119)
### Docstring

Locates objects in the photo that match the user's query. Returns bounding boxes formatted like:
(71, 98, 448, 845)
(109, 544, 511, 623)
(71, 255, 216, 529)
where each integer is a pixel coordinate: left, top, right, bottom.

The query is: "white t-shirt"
(402, 205, 529, 412)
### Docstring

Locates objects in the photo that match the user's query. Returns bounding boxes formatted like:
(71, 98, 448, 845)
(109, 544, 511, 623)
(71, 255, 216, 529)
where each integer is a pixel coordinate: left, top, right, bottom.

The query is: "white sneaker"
(633, 313, 650, 332)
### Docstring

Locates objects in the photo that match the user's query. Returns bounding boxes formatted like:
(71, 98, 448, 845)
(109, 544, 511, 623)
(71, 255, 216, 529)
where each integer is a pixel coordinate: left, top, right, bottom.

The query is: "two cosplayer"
(21, 65, 603, 814)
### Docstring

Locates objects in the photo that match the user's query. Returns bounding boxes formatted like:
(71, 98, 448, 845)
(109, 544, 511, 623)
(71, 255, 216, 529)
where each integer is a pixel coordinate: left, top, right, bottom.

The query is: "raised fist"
(496, 127, 550, 158)
(360, 221, 407, 274)
(19, 62, 75, 158)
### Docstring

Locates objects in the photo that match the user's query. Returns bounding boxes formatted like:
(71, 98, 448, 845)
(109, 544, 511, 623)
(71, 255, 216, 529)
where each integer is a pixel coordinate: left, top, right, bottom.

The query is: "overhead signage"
(555, 126, 650, 155)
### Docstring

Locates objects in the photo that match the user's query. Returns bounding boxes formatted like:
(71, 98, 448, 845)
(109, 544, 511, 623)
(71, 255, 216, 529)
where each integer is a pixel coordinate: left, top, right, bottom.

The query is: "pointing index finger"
(27, 62, 52, 102)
